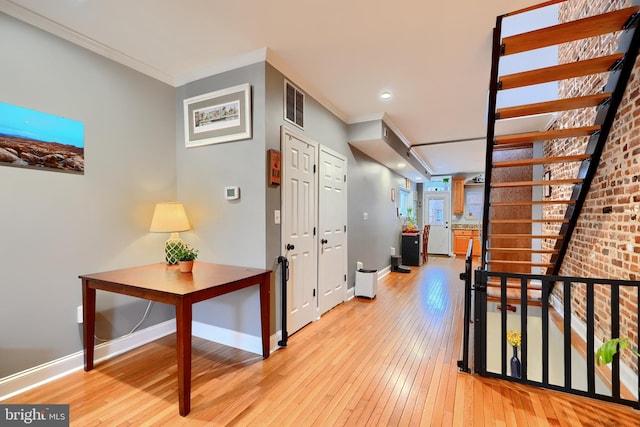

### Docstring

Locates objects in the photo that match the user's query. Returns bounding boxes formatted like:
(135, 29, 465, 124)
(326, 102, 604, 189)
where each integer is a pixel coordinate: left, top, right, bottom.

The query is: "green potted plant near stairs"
(177, 244, 198, 273)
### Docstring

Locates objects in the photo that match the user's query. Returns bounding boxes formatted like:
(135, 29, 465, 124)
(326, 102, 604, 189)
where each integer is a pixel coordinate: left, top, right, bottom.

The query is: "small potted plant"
(177, 244, 198, 273)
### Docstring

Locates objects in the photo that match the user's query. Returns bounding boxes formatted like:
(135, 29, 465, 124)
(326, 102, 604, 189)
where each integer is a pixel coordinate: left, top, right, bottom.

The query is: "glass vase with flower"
(507, 330, 521, 378)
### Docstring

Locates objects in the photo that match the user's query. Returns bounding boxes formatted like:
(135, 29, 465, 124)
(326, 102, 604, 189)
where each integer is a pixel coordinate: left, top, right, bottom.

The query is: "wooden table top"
(79, 262, 271, 296)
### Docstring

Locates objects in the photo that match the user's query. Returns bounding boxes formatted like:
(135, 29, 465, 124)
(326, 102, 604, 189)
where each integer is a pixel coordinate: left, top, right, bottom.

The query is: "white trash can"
(355, 269, 377, 299)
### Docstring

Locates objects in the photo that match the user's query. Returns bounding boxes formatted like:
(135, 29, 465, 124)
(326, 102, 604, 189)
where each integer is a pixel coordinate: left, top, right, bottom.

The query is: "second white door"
(318, 146, 347, 316)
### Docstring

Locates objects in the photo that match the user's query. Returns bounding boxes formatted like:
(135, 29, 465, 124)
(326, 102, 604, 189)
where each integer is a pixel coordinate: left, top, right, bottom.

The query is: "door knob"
(321, 239, 328, 244)
(286, 243, 295, 250)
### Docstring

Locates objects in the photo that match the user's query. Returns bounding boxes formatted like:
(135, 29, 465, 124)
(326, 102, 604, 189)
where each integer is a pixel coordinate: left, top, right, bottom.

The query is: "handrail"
(481, 16, 503, 270)
(277, 256, 289, 347)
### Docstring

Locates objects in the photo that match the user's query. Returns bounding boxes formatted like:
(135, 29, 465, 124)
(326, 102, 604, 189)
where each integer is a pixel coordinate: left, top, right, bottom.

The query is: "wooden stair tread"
(499, 53, 624, 90)
(487, 296, 543, 306)
(487, 247, 558, 254)
(487, 284, 544, 290)
(501, 7, 640, 56)
(490, 200, 575, 206)
(492, 178, 582, 188)
(495, 126, 601, 145)
(490, 218, 568, 223)
(488, 234, 561, 239)
(497, 93, 611, 120)
(492, 141, 534, 151)
(487, 277, 543, 287)
(487, 288, 543, 303)
(492, 154, 591, 168)
(487, 260, 554, 267)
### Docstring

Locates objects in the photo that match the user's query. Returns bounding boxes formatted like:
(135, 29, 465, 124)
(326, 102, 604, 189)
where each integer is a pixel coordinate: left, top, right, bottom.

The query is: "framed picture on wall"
(183, 83, 252, 147)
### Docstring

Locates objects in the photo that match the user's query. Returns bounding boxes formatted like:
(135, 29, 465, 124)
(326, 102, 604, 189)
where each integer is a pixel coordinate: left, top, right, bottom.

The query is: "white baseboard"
(0, 320, 282, 402)
(192, 321, 279, 356)
(346, 286, 355, 301)
(0, 320, 175, 402)
(378, 265, 391, 279)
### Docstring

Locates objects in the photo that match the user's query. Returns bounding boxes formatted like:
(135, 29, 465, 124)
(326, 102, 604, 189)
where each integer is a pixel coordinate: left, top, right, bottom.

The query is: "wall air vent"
(284, 80, 304, 129)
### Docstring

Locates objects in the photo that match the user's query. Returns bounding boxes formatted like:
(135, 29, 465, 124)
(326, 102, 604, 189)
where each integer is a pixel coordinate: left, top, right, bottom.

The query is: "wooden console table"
(79, 262, 272, 416)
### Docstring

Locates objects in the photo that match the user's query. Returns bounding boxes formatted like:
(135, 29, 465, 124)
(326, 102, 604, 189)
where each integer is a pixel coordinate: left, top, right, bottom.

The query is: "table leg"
(176, 299, 192, 416)
(82, 280, 96, 371)
(259, 273, 270, 359)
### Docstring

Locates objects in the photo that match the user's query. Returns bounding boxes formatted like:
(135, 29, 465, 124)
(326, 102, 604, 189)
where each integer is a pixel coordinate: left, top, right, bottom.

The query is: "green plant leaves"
(595, 337, 640, 366)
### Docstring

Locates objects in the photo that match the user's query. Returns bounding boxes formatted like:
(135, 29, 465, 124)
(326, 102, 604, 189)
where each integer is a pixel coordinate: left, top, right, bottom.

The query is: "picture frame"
(0, 101, 84, 174)
(183, 83, 252, 147)
(543, 170, 552, 197)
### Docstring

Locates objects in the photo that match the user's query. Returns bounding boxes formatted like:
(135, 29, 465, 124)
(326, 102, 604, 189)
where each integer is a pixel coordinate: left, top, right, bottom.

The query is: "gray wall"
(0, 13, 176, 377)
(348, 148, 407, 274)
(175, 63, 268, 336)
(0, 12, 424, 380)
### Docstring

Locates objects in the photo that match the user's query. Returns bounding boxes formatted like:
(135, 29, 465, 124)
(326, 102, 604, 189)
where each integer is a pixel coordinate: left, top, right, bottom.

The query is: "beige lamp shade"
(149, 202, 191, 233)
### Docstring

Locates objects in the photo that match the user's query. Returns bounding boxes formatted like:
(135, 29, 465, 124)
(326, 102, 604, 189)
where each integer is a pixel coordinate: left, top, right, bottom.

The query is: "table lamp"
(150, 202, 191, 264)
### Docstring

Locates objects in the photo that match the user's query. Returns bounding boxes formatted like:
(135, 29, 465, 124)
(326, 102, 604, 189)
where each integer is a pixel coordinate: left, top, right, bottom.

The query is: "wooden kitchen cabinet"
(453, 229, 481, 257)
(453, 177, 465, 215)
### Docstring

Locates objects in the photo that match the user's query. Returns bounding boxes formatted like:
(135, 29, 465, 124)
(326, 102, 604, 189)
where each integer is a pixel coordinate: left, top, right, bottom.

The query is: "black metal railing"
(457, 239, 474, 373)
(473, 269, 640, 409)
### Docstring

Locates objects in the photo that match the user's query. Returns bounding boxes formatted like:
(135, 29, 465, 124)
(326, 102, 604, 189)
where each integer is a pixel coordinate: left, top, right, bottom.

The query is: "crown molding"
(174, 48, 268, 87)
(347, 112, 385, 124)
(264, 48, 349, 123)
(0, 0, 175, 85)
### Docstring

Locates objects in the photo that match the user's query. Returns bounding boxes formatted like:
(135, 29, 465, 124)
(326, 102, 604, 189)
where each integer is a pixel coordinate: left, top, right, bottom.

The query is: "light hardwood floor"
(5, 257, 640, 426)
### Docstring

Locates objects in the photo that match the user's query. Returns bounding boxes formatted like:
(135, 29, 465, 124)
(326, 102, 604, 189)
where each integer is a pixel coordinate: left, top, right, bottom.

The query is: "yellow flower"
(507, 330, 521, 348)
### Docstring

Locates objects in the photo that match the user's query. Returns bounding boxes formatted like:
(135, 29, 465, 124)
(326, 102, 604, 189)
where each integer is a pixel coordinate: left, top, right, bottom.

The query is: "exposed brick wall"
(545, 0, 639, 373)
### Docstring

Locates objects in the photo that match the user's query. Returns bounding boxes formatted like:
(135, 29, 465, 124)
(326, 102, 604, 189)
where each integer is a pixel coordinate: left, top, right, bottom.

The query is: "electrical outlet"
(77, 305, 83, 323)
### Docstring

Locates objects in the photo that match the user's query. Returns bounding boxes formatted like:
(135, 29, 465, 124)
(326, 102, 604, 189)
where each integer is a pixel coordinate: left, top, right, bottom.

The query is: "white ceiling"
(0, 0, 543, 178)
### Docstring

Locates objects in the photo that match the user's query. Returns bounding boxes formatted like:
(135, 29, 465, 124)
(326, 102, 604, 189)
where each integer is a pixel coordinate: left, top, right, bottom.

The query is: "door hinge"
(314, 227, 316, 236)
(344, 274, 347, 282)
(344, 225, 347, 232)
(344, 174, 347, 182)
(313, 289, 316, 297)
(314, 164, 316, 173)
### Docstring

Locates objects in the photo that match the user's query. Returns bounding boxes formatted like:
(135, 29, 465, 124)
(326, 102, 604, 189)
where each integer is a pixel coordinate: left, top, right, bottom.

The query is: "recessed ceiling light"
(397, 162, 406, 168)
(380, 91, 392, 100)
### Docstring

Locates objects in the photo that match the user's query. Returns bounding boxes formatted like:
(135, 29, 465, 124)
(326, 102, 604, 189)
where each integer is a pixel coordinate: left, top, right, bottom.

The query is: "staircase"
(482, 0, 640, 304)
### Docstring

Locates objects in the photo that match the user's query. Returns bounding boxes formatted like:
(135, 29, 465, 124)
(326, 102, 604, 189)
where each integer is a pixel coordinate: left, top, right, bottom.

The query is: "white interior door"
(282, 129, 317, 334)
(424, 193, 451, 255)
(318, 146, 347, 317)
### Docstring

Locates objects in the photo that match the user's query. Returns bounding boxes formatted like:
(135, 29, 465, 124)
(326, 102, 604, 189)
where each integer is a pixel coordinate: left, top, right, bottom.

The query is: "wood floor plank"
(4, 257, 640, 426)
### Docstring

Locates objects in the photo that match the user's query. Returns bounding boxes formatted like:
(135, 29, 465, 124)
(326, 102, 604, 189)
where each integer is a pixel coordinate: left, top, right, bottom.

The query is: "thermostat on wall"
(225, 186, 240, 200)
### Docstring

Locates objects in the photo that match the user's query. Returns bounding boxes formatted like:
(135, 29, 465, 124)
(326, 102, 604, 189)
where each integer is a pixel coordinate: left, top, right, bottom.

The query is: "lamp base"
(164, 232, 185, 265)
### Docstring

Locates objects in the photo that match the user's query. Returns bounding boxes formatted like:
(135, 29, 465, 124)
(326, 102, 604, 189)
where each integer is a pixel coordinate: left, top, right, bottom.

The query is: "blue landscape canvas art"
(0, 102, 84, 174)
